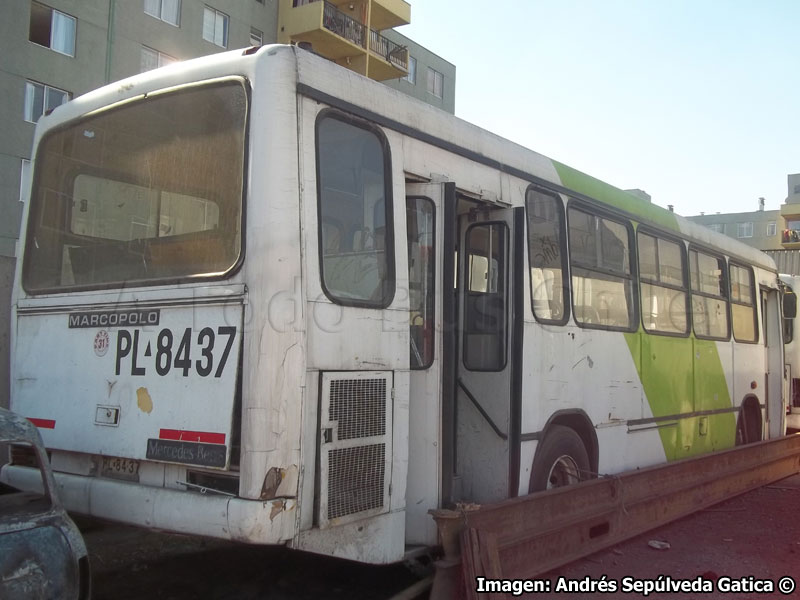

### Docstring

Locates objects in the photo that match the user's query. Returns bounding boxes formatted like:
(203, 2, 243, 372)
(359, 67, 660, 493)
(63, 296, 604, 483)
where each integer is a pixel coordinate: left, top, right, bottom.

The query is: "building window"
(144, 0, 181, 26)
(708, 223, 723, 233)
(203, 6, 229, 47)
(426, 67, 443, 98)
(767, 221, 777, 237)
(255, 0, 264, 3)
(737, 222, 753, 238)
(404, 56, 416, 84)
(29, 2, 76, 57)
(249, 27, 263, 47)
(24, 81, 70, 123)
(140, 46, 177, 72)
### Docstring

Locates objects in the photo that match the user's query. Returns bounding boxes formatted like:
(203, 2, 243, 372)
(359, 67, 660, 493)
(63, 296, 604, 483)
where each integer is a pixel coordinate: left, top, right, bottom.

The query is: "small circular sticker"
(94, 330, 110, 357)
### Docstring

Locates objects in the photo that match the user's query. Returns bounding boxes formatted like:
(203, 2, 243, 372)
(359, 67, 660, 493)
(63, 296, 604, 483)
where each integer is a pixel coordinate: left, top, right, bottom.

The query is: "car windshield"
(23, 78, 247, 293)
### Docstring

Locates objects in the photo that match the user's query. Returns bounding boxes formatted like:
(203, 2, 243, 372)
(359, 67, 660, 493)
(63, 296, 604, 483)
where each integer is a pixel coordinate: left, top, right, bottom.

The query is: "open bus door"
(761, 286, 784, 437)
(403, 182, 448, 546)
(404, 184, 525, 522)
(452, 201, 524, 504)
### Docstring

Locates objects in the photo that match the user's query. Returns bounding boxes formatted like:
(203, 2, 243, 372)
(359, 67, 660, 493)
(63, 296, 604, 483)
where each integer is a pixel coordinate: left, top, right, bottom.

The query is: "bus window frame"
(729, 260, 759, 344)
(524, 184, 570, 326)
(314, 108, 396, 309)
(566, 200, 638, 333)
(21, 76, 250, 295)
(635, 227, 691, 338)
(688, 245, 731, 342)
(406, 195, 436, 370)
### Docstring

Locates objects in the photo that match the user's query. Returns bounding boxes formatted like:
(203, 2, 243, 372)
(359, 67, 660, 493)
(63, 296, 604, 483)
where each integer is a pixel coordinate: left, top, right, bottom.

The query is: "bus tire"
(529, 425, 590, 493)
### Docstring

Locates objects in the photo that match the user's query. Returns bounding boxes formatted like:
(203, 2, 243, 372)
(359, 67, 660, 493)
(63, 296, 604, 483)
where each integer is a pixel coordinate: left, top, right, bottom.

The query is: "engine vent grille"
(319, 371, 392, 527)
(327, 444, 385, 520)
(329, 378, 386, 440)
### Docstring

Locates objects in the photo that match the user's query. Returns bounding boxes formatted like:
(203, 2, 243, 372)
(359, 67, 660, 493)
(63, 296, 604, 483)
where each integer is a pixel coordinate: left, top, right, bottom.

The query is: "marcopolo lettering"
(68, 309, 160, 329)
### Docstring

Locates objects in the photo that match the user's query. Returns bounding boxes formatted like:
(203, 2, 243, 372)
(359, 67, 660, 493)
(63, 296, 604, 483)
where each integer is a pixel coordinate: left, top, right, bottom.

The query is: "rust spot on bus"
(136, 387, 153, 414)
(260, 465, 299, 500)
(261, 467, 283, 499)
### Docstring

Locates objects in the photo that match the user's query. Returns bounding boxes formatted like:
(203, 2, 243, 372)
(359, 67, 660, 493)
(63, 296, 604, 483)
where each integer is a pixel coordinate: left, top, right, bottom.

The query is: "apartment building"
(0, 0, 456, 403)
(686, 204, 782, 251)
(685, 174, 800, 274)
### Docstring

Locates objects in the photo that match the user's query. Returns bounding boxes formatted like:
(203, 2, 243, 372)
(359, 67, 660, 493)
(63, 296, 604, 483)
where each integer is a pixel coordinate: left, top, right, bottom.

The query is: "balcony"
(370, 0, 411, 30)
(368, 28, 408, 80)
(781, 204, 800, 247)
(278, 0, 366, 60)
(278, 0, 409, 81)
(325, 0, 410, 30)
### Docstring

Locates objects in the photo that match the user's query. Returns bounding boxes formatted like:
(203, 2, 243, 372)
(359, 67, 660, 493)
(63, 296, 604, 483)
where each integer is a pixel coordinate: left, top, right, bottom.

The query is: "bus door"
(453, 203, 523, 504)
(403, 182, 447, 545)
(761, 286, 784, 437)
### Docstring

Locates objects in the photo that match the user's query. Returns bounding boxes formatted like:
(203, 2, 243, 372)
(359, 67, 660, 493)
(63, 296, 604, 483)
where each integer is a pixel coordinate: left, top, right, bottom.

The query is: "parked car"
(0, 407, 91, 599)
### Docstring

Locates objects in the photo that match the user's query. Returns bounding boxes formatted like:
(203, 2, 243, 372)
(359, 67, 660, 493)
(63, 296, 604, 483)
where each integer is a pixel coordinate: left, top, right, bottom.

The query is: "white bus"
(2, 45, 789, 564)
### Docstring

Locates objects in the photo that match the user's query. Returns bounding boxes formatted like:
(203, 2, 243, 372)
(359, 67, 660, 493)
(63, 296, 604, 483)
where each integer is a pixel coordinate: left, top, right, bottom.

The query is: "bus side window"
(689, 249, 730, 340)
(637, 232, 689, 335)
(526, 187, 568, 324)
(407, 197, 435, 369)
(730, 263, 757, 343)
(567, 206, 635, 330)
(464, 223, 507, 371)
(316, 112, 394, 307)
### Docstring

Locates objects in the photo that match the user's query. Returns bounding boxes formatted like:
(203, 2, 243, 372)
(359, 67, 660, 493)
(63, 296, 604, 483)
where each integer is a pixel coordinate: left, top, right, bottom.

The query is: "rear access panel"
(318, 371, 393, 528)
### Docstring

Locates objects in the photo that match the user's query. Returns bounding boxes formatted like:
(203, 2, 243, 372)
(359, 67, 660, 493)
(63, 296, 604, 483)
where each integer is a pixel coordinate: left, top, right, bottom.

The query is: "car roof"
(0, 407, 43, 446)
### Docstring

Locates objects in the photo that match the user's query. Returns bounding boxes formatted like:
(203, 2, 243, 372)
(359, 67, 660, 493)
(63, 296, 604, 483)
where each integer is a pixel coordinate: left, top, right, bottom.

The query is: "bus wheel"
(529, 425, 590, 493)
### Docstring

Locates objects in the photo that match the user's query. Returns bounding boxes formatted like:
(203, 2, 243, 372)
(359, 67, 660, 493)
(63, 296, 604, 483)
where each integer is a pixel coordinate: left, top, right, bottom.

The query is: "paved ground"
(550, 474, 800, 599)
(81, 475, 800, 599)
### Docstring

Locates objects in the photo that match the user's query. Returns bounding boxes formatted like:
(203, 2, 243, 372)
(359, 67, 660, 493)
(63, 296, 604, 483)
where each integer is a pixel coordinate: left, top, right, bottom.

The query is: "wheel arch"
(538, 409, 598, 476)
(737, 394, 763, 444)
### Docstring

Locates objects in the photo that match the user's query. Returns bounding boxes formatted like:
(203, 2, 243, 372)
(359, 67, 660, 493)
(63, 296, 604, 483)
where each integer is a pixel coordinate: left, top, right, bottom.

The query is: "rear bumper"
(1, 465, 296, 544)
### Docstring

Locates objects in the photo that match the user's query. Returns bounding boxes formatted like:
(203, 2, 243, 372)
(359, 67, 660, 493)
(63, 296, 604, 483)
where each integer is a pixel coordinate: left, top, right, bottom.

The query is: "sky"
(397, 1, 800, 217)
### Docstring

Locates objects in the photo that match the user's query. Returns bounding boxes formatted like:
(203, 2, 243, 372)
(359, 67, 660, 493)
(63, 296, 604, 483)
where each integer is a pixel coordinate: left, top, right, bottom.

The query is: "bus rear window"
(23, 78, 247, 293)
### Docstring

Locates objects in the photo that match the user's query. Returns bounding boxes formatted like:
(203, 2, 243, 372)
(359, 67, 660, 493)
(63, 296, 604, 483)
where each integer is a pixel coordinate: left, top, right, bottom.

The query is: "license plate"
(101, 456, 140, 482)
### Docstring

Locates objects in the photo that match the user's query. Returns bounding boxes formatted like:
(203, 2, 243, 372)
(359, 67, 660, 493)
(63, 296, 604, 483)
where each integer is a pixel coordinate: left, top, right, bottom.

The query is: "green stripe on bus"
(625, 332, 736, 461)
(553, 162, 680, 232)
